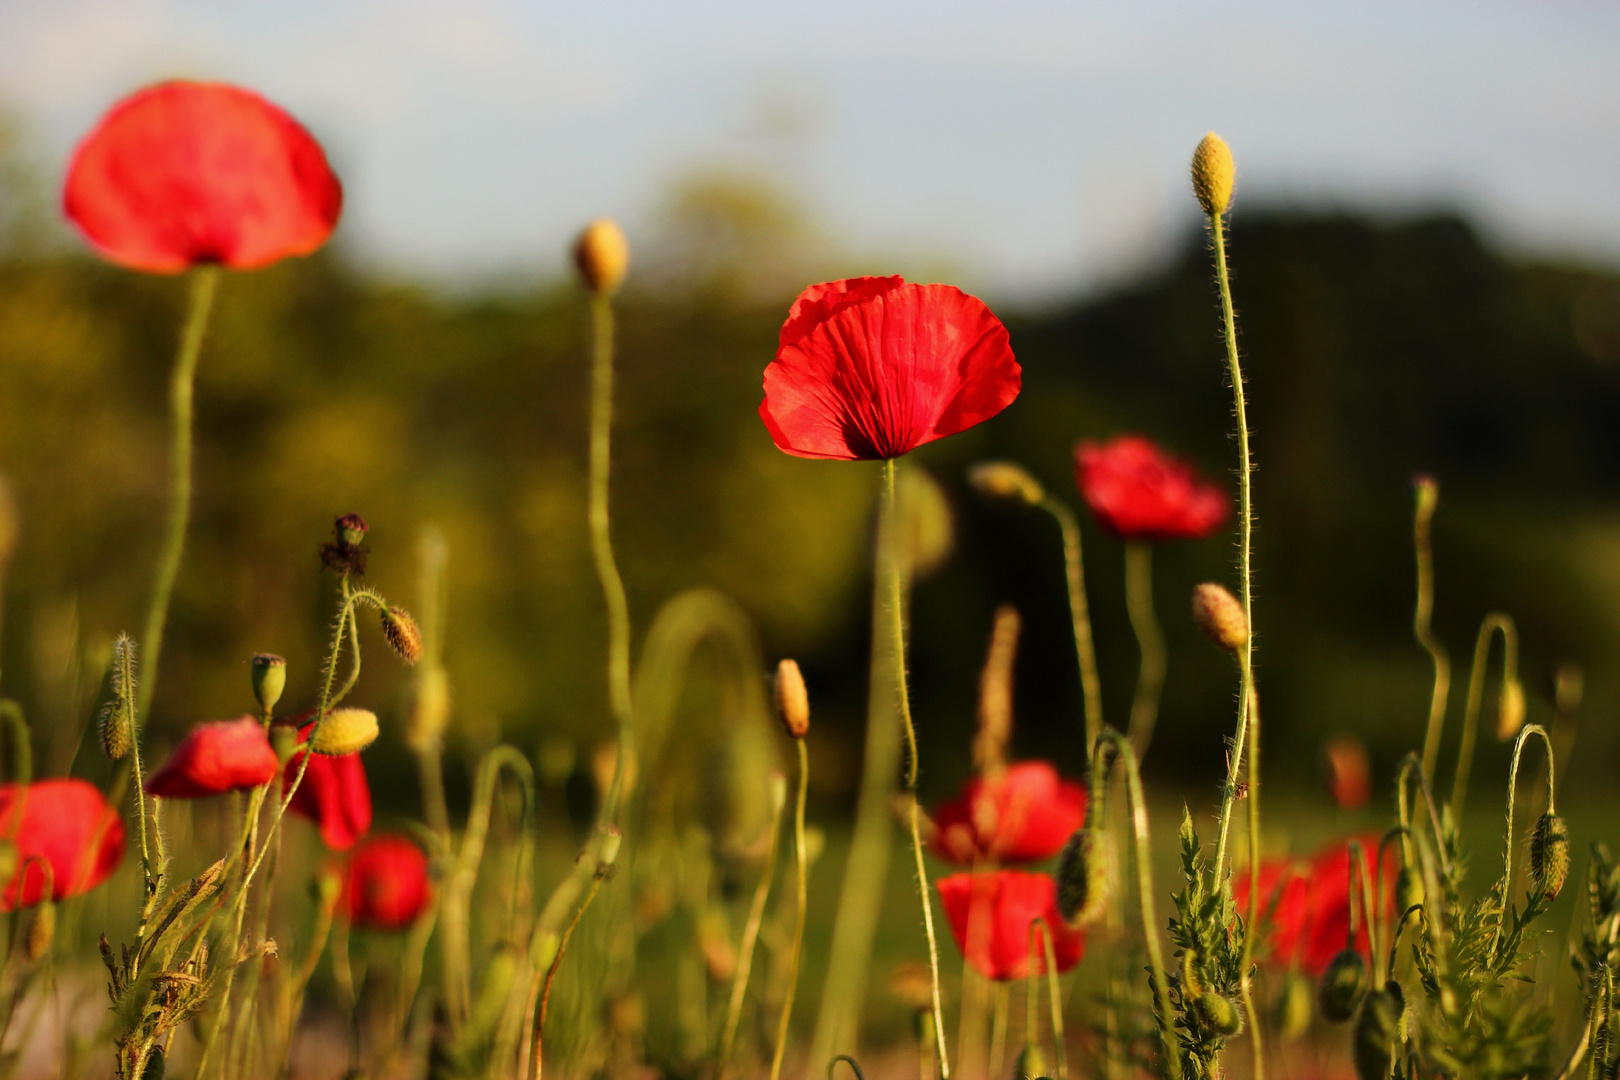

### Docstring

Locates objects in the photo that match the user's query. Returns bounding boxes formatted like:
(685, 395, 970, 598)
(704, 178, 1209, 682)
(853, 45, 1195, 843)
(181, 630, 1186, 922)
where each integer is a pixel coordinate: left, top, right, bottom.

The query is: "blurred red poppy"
(938, 870, 1084, 981)
(63, 81, 342, 273)
(760, 276, 1020, 460)
(283, 718, 372, 851)
(1323, 736, 1372, 810)
(1234, 835, 1391, 976)
(1075, 435, 1228, 542)
(930, 761, 1086, 865)
(145, 717, 279, 798)
(343, 834, 431, 930)
(0, 779, 125, 910)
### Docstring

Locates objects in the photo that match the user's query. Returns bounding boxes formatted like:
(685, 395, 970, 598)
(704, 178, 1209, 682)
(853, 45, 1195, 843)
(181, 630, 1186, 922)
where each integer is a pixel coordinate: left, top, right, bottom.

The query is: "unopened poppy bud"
(774, 659, 810, 738)
(1016, 1044, 1048, 1080)
(311, 708, 379, 756)
(24, 900, 54, 962)
(968, 461, 1045, 507)
(1278, 972, 1314, 1040)
(1055, 828, 1111, 927)
(1394, 866, 1425, 916)
(1196, 991, 1243, 1036)
(407, 665, 450, 751)
(1352, 985, 1402, 1080)
(251, 653, 286, 713)
(574, 219, 630, 295)
(97, 700, 132, 762)
(1530, 811, 1570, 899)
(1319, 948, 1368, 1022)
(1495, 679, 1526, 740)
(1191, 582, 1248, 650)
(381, 607, 424, 665)
(1191, 132, 1236, 217)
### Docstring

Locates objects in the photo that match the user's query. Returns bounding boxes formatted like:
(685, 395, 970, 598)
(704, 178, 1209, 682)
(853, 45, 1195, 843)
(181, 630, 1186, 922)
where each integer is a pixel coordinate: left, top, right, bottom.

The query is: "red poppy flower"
(0, 780, 125, 910)
(1323, 736, 1371, 810)
(938, 870, 1084, 981)
(1234, 835, 1391, 976)
(283, 719, 372, 851)
(760, 276, 1021, 460)
(343, 834, 431, 930)
(63, 81, 342, 273)
(1074, 435, 1228, 542)
(930, 761, 1086, 865)
(145, 717, 280, 799)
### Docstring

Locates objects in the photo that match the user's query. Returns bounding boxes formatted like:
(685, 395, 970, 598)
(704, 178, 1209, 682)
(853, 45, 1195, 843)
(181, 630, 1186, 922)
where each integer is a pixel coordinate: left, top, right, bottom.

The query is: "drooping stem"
(137, 265, 219, 723)
(1451, 612, 1518, 819)
(1412, 479, 1451, 781)
(1123, 542, 1166, 760)
(1493, 724, 1556, 957)
(883, 458, 950, 1078)
(719, 783, 786, 1070)
(1040, 498, 1103, 761)
(769, 739, 810, 1080)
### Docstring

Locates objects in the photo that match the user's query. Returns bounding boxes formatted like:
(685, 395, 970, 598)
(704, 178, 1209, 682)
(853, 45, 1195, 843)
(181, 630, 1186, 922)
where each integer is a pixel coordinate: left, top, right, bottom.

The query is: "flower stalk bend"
(1413, 477, 1451, 782)
(1493, 723, 1556, 957)
(1450, 612, 1519, 818)
(1038, 497, 1103, 761)
(718, 780, 786, 1070)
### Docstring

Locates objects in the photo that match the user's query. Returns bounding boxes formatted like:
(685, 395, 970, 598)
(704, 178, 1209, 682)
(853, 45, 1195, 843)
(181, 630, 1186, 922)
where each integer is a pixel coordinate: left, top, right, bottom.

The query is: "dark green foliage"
(1165, 809, 1248, 1080)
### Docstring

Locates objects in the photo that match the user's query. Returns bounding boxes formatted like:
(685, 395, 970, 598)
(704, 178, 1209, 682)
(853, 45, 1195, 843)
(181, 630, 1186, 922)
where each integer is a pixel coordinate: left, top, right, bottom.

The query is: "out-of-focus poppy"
(343, 835, 431, 930)
(0, 780, 125, 910)
(1235, 835, 1391, 976)
(938, 870, 1084, 981)
(930, 761, 1086, 865)
(145, 717, 279, 799)
(282, 718, 372, 851)
(63, 81, 342, 273)
(1323, 736, 1371, 810)
(760, 276, 1020, 460)
(1075, 435, 1228, 542)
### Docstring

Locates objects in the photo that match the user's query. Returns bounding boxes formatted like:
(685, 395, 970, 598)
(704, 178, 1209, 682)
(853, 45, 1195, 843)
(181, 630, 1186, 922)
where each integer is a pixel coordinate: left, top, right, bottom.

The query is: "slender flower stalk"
(1123, 542, 1166, 758)
(1037, 919, 1069, 1080)
(769, 739, 811, 1080)
(719, 780, 787, 1070)
(1493, 724, 1557, 957)
(1450, 612, 1519, 818)
(1237, 686, 1263, 1080)
(1412, 477, 1451, 781)
(1039, 497, 1103, 760)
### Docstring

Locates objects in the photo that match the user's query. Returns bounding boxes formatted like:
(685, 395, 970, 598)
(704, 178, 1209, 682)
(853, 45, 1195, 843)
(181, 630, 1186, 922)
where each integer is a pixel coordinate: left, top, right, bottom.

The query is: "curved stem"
(1123, 543, 1166, 760)
(1413, 480, 1451, 782)
(1040, 498, 1102, 761)
(1451, 612, 1517, 819)
(1494, 723, 1555, 956)
(769, 739, 810, 1080)
(1396, 753, 1452, 882)
(719, 786, 786, 1070)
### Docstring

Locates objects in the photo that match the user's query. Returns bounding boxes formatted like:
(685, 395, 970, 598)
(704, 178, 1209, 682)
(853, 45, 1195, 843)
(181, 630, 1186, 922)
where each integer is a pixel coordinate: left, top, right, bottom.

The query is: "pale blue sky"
(2, 1, 1617, 300)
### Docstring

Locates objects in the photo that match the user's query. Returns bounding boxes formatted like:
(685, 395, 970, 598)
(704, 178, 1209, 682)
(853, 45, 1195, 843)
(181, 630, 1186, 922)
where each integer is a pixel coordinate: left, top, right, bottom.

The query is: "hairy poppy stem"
(1123, 542, 1166, 760)
(884, 458, 951, 1078)
(1493, 723, 1556, 957)
(769, 739, 810, 1080)
(1451, 612, 1518, 819)
(719, 780, 786, 1071)
(1236, 685, 1264, 1080)
(1039, 497, 1103, 762)
(136, 265, 218, 724)
(1413, 479, 1450, 781)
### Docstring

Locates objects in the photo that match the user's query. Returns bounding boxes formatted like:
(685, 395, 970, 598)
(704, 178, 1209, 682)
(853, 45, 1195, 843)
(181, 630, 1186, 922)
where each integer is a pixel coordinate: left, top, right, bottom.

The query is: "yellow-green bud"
(1495, 679, 1526, 740)
(381, 608, 424, 665)
(97, 699, 131, 762)
(1530, 812, 1570, 899)
(967, 461, 1045, 507)
(1394, 866, 1425, 916)
(251, 653, 287, 713)
(1278, 972, 1314, 1040)
(1056, 827, 1112, 928)
(1319, 948, 1368, 1022)
(1191, 132, 1236, 217)
(1192, 582, 1248, 651)
(574, 219, 630, 294)
(311, 708, 379, 756)
(1016, 1044, 1048, 1080)
(1197, 991, 1244, 1036)
(24, 900, 54, 962)
(1352, 984, 1402, 1080)
(774, 658, 810, 739)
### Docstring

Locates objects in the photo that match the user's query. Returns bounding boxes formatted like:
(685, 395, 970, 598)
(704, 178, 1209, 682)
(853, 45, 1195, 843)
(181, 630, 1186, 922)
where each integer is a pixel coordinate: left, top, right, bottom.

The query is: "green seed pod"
(1277, 972, 1314, 1040)
(1055, 827, 1111, 927)
(1015, 1044, 1048, 1080)
(1394, 866, 1425, 916)
(1352, 984, 1402, 1080)
(24, 900, 54, 962)
(97, 699, 131, 762)
(1319, 948, 1368, 1022)
(1531, 812, 1570, 899)
(1196, 990, 1244, 1036)
(251, 653, 287, 713)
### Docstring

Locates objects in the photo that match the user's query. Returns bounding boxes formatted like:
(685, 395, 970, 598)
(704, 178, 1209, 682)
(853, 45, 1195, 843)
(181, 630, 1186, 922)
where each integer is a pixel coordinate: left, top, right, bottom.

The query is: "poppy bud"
(1191, 132, 1236, 217)
(774, 659, 810, 739)
(1530, 812, 1570, 899)
(1191, 582, 1248, 651)
(1495, 679, 1526, 741)
(967, 461, 1045, 507)
(1016, 1044, 1048, 1080)
(1055, 827, 1111, 927)
(574, 219, 630, 295)
(1278, 972, 1314, 1040)
(1196, 990, 1244, 1036)
(1352, 984, 1402, 1080)
(407, 664, 450, 752)
(97, 699, 131, 762)
(1319, 948, 1368, 1022)
(311, 709, 379, 757)
(252, 653, 287, 713)
(1394, 866, 1425, 916)
(381, 607, 424, 665)
(24, 900, 54, 962)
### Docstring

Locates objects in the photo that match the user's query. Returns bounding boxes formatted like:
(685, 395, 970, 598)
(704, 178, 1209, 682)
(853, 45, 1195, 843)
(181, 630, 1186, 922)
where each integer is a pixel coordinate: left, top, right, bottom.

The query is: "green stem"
(1451, 612, 1517, 819)
(719, 782, 786, 1070)
(1040, 498, 1102, 762)
(1123, 542, 1166, 761)
(1413, 481, 1450, 782)
(768, 739, 810, 1080)
(1493, 723, 1555, 957)
(137, 266, 219, 723)
(1037, 919, 1068, 1080)
(1237, 683, 1263, 1080)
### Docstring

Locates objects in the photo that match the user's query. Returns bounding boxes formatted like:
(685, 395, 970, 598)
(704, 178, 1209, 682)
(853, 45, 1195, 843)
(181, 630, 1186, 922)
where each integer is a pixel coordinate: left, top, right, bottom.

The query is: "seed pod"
(24, 900, 54, 962)
(1394, 866, 1425, 916)
(381, 608, 424, 665)
(97, 699, 131, 761)
(1191, 582, 1248, 651)
(1318, 948, 1368, 1022)
(1496, 679, 1526, 740)
(1191, 132, 1236, 217)
(337, 513, 368, 547)
(574, 219, 630, 295)
(310, 708, 379, 756)
(774, 659, 810, 739)
(1277, 972, 1314, 1040)
(1196, 991, 1244, 1036)
(967, 461, 1045, 507)
(1055, 827, 1111, 927)
(1530, 812, 1571, 899)
(1016, 1044, 1048, 1080)
(251, 653, 287, 713)
(1352, 985, 1402, 1080)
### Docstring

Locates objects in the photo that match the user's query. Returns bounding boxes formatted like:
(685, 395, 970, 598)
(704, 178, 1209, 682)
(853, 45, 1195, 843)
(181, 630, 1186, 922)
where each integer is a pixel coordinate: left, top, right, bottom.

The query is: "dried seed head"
(1495, 678, 1526, 740)
(320, 514, 370, 575)
(251, 653, 286, 713)
(1196, 991, 1244, 1036)
(1530, 811, 1570, 899)
(1191, 132, 1236, 216)
(574, 219, 630, 295)
(1318, 948, 1369, 1022)
(1056, 827, 1112, 928)
(97, 699, 131, 762)
(774, 659, 810, 739)
(1394, 865, 1425, 916)
(310, 708, 379, 756)
(406, 664, 450, 752)
(967, 461, 1045, 507)
(24, 901, 54, 962)
(1191, 582, 1248, 651)
(381, 607, 424, 664)
(338, 513, 368, 547)
(1352, 985, 1402, 1080)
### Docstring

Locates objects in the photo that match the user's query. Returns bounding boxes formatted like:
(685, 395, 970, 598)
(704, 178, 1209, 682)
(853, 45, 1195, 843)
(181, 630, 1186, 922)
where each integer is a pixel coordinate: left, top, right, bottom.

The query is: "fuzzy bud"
(1394, 866, 1425, 916)
(1015, 1044, 1048, 1080)
(1278, 972, 1314, 1040)
(1352, 984, 1402, 1080)
(574, 219, 630, 295)
(251, 653, 287, 713)
(1318, 948, 1368, 1022)
(24, 900, 54, 962)
(1191, 582, 1248, 651)
(967, 461, 1045, 507)
(1196, 991, 1243, 1036)
(97, 700, 131, 762)
(1495, 679, 1526, 741)
(1530, 811, 1570, 899)
(1056, 828, 1112, 927)
(773, 659, 810, 739)
(1191, 132, 1236, 217)
(381, 607, 425, 665)
(311, 708, 379, 756)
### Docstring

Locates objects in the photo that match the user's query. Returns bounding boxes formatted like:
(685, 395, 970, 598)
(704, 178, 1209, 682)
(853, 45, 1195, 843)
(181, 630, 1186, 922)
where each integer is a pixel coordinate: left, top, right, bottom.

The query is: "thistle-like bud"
(97, 699, 132, 762)
(1191, 582, 1248, 651)
(1277, 972, 1314, 1040)
(773, 659, 810, 739)
(1055, 827, 1112, 928)
(574, 219, 630, 295)
(1352, 984, 1403, 1080)
(251, 653, 287, 713)
(967, 461, 1045, 507)
(1196, 991, 1244, 1036)
(1191, 132, 1236, 217)
(311, 708, 379, 756)
(1530, 811, 1571, 899)
(1015, 1044, 1048, 1080)
(1318, 948, 1368, 1022)
(24, 900, 54, 962)
(1495, 678, 1526, 741)
(1394, 866, 1425, 916)
(381, 607, 425, 665)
